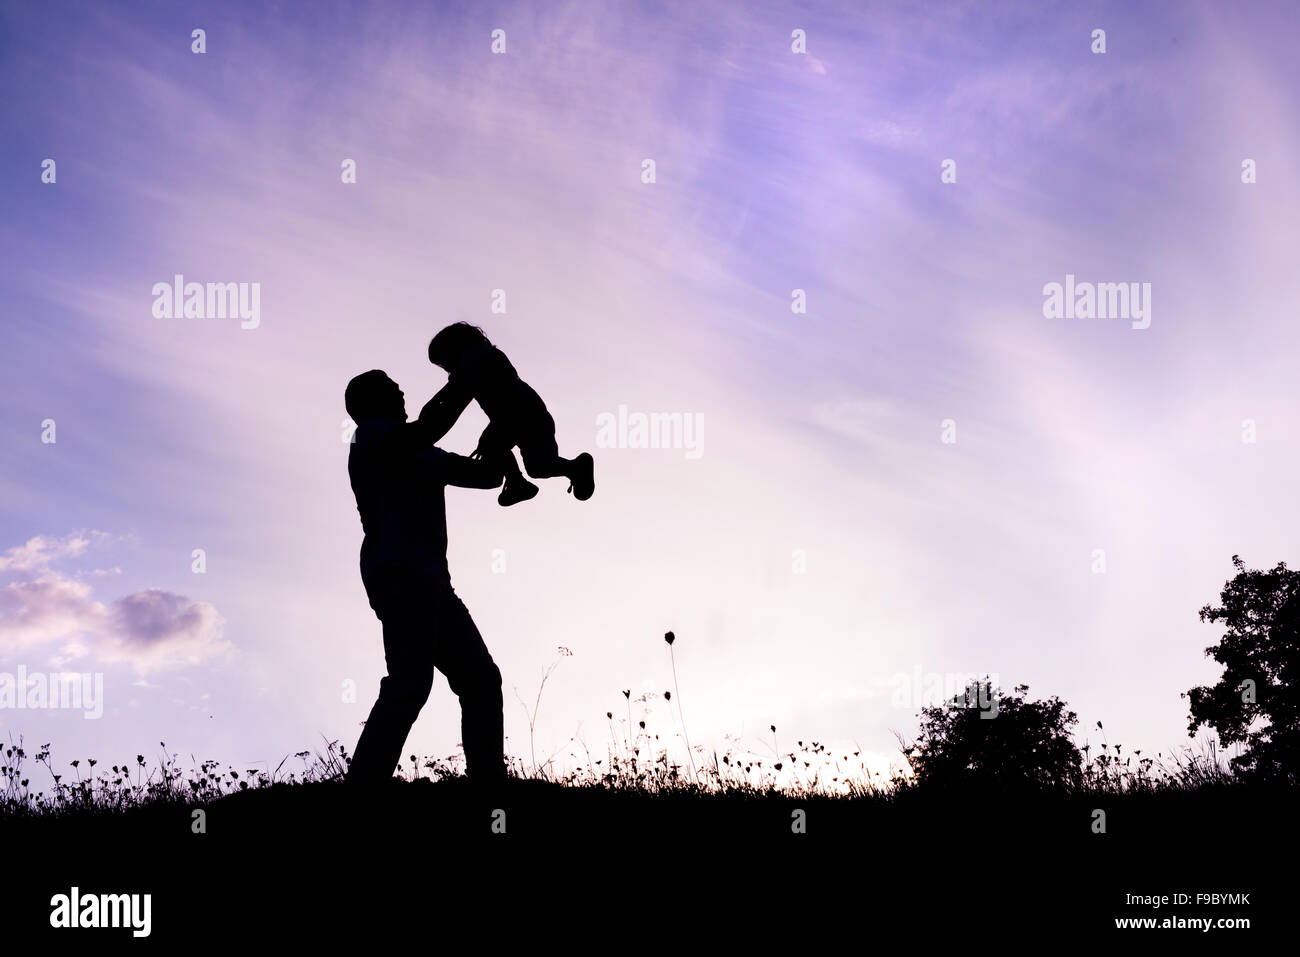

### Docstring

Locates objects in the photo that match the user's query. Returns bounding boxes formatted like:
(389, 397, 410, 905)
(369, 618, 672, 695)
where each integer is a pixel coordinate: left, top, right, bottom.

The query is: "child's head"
(428, 322, 492, 372)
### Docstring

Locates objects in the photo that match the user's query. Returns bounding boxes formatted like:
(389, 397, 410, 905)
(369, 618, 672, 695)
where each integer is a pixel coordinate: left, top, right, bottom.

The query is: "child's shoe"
(499, 478, 539, 507)
(567, 453, 595, 501)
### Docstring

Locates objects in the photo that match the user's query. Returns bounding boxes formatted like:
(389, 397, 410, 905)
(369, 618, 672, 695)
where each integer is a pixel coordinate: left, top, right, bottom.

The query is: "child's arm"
(414, 378, 473, 444)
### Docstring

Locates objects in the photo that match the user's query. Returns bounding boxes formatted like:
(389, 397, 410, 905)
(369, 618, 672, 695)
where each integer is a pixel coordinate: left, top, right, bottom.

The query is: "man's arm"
(404, 432, 502, 488)
(436, 449, 505, 489)
(414, 379, 473, 445)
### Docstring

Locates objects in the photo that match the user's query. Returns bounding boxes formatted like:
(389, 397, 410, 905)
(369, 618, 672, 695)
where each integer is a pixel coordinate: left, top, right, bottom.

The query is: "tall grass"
(1, 716, 1239, 820)
(1, 734, 349, 818)
(0, 635, 1247, 818)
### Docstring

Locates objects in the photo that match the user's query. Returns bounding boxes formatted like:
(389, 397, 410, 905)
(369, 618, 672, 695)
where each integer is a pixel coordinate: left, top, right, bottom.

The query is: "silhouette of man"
(343, 369, 507, 787)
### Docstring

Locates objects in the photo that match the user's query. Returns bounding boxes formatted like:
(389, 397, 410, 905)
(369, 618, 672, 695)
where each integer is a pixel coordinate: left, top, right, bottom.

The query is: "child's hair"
(428, 322, 493, 369)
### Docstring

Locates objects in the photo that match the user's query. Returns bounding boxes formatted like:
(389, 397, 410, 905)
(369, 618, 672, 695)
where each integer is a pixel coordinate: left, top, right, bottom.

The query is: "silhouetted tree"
(1186, 555, 1300, 783)
(904, 681, 1082, 791)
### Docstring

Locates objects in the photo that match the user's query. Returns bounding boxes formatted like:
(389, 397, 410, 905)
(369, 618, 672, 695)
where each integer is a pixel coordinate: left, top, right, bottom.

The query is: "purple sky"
(3, 0, 1299, 785)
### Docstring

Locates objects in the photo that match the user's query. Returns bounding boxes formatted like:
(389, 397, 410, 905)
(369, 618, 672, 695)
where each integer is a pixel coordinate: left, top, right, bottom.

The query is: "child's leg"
(476, 423, 515, 480)
(478, 423, 538, 506)
(514, 409, 576, 479)
(517, 428, 583, 480)
(496, 444, 526, 485)
(518, 442, 574, 479)
(517, 418, 594, 501)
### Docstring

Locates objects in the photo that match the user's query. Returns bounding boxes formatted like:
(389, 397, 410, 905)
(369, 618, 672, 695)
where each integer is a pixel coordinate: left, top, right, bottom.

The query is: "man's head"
(345, 370, 406, 422)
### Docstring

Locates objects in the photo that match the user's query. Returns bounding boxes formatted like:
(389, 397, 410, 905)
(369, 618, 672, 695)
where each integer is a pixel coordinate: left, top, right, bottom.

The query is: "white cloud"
(0, 534, 229, 672)
(0, 577, 100, 645)
(0, 532, 112, 574)
(105, 588, 228, 669)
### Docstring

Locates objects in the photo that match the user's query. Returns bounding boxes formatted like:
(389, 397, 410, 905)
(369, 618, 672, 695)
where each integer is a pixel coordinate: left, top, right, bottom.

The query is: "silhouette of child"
(422, 322, 594, 506)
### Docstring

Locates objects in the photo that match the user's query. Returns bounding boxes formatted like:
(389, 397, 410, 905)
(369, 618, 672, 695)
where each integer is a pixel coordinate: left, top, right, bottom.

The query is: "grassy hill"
(6, 772, 1288, 940)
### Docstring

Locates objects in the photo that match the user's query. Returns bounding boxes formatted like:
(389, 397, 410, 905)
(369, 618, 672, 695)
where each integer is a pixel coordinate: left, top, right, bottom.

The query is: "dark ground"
(4, 780, 1289, 942)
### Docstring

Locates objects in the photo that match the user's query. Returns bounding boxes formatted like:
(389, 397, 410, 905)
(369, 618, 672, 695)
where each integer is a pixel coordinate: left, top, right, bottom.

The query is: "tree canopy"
(1186, 555, 1300, 783)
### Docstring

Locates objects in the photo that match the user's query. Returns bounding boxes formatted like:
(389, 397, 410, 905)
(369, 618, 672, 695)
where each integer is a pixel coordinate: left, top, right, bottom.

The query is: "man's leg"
(432, 588, 506, 783)
(347, 596, 436, 784)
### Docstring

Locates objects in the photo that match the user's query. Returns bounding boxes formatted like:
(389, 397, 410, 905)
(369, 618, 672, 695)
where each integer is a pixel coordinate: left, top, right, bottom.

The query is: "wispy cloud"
(0, 532, 110, 574)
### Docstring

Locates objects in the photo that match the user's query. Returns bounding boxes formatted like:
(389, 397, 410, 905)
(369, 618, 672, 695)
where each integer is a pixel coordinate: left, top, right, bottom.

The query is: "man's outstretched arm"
(414, 379, 473, 445)
(438, 449, 505, 489)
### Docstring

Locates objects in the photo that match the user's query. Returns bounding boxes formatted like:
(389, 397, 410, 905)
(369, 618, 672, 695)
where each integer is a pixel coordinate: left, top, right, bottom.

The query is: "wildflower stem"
(668, 644, 697, 782)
